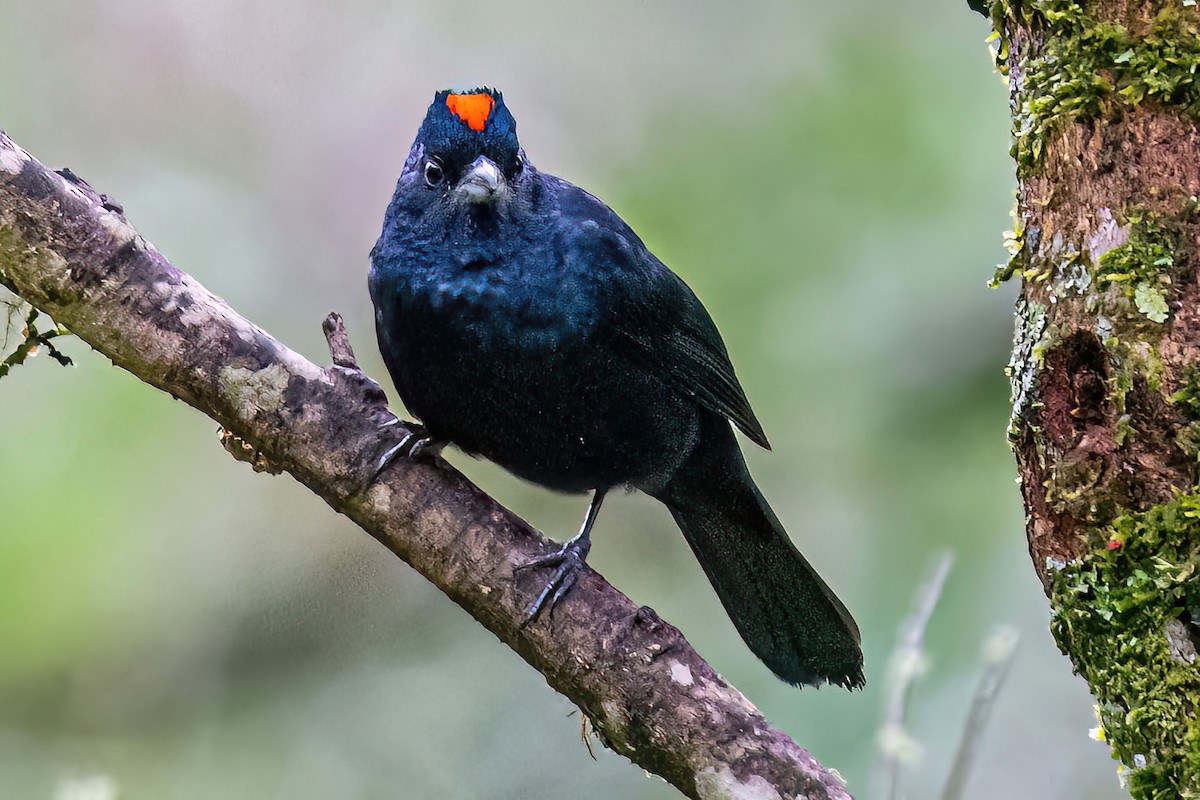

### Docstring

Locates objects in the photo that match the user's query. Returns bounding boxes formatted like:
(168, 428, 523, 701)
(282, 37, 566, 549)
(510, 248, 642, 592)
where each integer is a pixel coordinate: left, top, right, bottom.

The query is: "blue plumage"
(369, 89, 864, 688)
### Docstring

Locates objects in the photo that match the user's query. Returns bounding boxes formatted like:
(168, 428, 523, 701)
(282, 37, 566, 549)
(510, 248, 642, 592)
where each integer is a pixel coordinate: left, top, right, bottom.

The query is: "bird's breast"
(391, 251, 595, 351)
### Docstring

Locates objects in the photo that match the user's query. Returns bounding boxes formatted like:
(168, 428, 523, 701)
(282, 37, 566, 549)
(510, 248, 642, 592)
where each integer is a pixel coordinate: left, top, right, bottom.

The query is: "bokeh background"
(0, 1, 1126, 798)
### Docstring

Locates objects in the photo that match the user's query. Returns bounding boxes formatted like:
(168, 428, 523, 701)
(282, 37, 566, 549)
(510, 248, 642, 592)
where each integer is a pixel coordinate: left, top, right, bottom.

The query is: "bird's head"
(404, 87, 525, 208)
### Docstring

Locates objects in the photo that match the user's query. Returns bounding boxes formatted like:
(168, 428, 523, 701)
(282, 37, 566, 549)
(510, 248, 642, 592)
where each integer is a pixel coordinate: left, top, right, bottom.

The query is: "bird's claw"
(516, 538, 591, 627)
(373, 424, 446, 479)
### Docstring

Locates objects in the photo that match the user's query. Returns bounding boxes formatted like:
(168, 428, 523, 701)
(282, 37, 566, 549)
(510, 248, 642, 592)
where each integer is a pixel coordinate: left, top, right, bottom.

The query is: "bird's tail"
(653, 416, 864, 688)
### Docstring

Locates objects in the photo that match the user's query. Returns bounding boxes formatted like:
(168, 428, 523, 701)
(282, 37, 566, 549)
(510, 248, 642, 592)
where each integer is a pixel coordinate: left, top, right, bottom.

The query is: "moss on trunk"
(989, 0, 1200, 794)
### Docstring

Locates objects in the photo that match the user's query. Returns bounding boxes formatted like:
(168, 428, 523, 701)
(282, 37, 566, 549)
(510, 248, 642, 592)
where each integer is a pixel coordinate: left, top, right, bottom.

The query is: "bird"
(368, 87, 864, 689)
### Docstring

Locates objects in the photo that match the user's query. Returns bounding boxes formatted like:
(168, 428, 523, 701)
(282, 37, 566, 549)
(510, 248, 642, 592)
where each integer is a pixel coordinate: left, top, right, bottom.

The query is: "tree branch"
(0, 130, 852, 800)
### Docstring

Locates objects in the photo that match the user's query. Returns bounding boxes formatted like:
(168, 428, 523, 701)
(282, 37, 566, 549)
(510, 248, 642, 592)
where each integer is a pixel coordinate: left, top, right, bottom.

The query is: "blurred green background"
(0, 1, 1125, 798)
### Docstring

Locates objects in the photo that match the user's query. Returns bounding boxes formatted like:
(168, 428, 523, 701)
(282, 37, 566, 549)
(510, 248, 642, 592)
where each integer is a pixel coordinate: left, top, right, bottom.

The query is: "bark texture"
(0, 130, 855, 800)
(990, 1, 1200, 795)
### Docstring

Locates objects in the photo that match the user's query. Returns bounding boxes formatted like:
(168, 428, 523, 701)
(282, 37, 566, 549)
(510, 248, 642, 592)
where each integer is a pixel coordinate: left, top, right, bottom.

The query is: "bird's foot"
(516, 491, 605, 627)
(374, 422, 447, 479)
(516, 535, 592, 627)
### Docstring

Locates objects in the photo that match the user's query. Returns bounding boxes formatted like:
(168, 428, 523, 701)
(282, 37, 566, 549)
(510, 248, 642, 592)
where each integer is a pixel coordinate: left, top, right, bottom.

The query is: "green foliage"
(1051, 493, 1200, 798)
(989, 0, 1200, 175)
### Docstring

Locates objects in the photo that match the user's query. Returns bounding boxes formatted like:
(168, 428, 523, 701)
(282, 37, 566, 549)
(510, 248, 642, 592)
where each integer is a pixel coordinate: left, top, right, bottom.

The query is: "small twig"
(39, 330, 73, 367)
(941, 626, 1020, 800)
(0, 304, 73, 378)
(873, 552, 954, 800)
(322, 312, 359, 369)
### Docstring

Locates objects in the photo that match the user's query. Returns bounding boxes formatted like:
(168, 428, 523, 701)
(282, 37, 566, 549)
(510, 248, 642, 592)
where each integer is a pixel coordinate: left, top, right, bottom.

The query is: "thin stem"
(941, 626, 1020, 800)
(873, 551, 955, 800)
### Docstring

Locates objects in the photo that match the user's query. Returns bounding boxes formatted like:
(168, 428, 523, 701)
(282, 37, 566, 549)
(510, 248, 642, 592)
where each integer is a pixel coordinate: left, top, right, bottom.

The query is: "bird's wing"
(603, 259, 771, 451)
(552, 177, 769, 450)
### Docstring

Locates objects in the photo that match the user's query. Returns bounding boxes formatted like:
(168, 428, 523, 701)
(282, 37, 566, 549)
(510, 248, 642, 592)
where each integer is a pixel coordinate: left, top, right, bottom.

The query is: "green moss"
(1171, 367, 1200, 416)
(1103, 339, 1166, 451)
(1110, 344, 1136, 407)
(1175, 422, 1200, 463)
(1051, 493, 1200, 798)
(989, 1, 1200, 176)
(993, 206, 1180, 331)
(1095, 209, 1179, 324)
(1170, 367, 1200, 463)
(991, 219, 1031, 287)
(991, 202, 1181, 298)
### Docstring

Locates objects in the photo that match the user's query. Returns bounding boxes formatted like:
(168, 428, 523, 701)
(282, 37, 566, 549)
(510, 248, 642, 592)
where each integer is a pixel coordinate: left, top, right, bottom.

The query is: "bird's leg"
(517, 489, 607, 626)
(374, 422, 448, 479)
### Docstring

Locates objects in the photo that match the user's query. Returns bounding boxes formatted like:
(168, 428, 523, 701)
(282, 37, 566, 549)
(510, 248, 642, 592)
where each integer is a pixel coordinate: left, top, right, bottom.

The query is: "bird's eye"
(423, 160, 444, 187)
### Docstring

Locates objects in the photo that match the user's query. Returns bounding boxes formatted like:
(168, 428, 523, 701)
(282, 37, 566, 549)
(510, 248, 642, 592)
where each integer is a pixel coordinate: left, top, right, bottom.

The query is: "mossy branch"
(0, 130, 855, 800)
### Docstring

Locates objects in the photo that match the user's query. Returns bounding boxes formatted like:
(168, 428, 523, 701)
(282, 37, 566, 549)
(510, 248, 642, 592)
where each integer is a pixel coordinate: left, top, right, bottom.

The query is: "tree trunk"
(988, 1, 1200, 795)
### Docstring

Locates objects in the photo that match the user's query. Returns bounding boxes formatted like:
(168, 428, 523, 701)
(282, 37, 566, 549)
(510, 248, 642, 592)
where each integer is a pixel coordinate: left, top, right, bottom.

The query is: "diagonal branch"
(0, 130, 852, 800)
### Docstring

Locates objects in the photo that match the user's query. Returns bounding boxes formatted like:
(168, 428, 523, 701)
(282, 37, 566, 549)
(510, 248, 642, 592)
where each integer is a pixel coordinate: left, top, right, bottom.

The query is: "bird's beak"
(457, 156, 504, 203)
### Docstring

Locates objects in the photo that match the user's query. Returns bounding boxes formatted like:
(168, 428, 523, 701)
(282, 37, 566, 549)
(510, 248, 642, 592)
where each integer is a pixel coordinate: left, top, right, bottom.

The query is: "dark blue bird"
(369, 88, 863, 688)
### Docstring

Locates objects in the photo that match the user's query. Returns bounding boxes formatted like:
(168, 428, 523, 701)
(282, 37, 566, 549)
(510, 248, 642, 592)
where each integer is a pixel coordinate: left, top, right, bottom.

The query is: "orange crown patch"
(446, 93, 495, 132)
